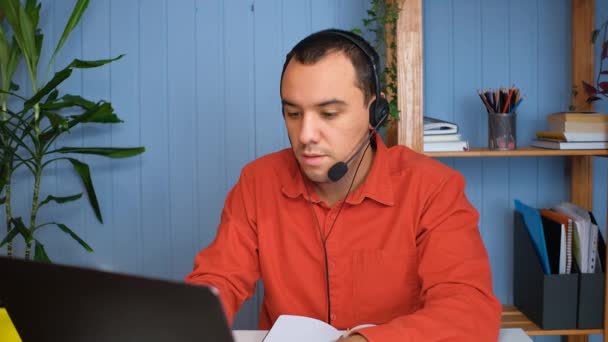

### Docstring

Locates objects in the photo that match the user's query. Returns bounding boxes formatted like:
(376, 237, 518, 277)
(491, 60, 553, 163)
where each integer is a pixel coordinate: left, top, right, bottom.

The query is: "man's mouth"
(301, 153, 326, 166)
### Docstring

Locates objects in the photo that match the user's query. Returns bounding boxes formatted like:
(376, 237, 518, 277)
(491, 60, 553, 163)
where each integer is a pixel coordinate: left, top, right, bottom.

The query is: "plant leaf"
(56, 147, 145, 158)
(68, 54, 124, 69)
(41, 94, 96, 111)
(0, 0, 32, 65)
(0, 25, 11, 84)
(9, 81, 19, 91)
(67, 102, 122, 128)
(24, 67, 73, 108)
(586, 95, 602, 103)
(18, 3, 39, 70)
(34, 240, 51, 262)
(24, 0, 40, 29)
(50, 0, 89, 68)
(41, 111, 69, 131)
(12, 217, 31, 240)
(39, 193, 83, 207)
(51, 222, 93, 252)
(66, 158, 102, 223)
(0, 12, 21, 98)
(44, 89, 59, 104)
(600, 81, 608, 93)
(0, 227, 20, 247)
(0, 161, 7, 196)
(582, 81, 598, 95)
(592, 29, 600, 43)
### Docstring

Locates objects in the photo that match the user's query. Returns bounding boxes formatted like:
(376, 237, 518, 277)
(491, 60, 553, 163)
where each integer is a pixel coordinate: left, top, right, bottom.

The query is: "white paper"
(263, 315, 343, 342)
(498, 328, 533, 342)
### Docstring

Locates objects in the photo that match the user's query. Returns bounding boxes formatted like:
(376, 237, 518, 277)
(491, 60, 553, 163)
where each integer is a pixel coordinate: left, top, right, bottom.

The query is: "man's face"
(281, 51, 371, 184)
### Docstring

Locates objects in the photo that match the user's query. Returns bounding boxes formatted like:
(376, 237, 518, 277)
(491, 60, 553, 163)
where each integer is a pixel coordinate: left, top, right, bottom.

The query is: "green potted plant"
(353, 0, 401, 122)
(0, 0, 145, 262)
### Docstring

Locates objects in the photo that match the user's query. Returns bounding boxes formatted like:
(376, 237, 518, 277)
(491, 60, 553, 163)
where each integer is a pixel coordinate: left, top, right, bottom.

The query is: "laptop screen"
(0, 257, 234, 342)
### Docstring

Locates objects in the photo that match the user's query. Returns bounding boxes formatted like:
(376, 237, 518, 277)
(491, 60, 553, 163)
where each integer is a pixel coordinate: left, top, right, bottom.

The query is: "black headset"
(323, 29, 390, 129)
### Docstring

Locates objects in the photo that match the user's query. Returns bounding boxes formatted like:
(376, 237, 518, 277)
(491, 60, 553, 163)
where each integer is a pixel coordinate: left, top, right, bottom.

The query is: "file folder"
(513, 212, 578, 329)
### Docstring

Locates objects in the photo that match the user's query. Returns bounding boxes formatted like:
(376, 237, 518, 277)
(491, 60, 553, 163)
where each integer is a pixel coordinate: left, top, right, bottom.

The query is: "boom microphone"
(327, 131, 373, 182)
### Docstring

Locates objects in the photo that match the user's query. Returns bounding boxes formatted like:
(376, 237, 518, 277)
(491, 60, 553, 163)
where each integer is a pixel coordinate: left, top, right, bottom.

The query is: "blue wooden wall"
(1, 0, 607, 338)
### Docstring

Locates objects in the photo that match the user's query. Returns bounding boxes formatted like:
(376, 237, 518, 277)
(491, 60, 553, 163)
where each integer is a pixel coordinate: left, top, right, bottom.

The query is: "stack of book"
(532, 112, 608, 150)
(423, 116, 469, 152)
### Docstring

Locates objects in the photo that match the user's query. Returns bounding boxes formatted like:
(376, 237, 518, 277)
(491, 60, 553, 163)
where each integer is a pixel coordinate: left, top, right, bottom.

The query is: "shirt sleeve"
(184, 167, 260, 326)
(356, 172, 502, 342)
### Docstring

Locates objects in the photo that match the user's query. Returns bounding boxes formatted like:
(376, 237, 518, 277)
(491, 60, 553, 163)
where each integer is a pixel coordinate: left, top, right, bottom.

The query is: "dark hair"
(280, 29, 379, 105)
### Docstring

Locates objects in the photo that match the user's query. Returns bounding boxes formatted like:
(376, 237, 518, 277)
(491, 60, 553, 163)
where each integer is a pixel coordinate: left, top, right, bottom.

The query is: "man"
(186, 29, 501, 341)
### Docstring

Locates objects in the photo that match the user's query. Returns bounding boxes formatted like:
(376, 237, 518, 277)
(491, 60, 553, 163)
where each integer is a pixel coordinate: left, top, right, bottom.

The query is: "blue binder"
(514, 199, 551, 274)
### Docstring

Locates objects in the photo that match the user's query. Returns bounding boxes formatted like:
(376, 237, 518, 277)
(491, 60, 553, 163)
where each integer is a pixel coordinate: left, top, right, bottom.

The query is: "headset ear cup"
(370, 98, 390, 128)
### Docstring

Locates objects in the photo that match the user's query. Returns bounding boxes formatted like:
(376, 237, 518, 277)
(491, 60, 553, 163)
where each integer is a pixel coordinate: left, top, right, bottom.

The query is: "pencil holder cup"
(488, 112, 516, 150)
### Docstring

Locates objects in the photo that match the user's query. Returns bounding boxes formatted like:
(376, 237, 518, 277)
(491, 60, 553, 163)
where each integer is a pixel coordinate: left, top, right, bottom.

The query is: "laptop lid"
(0, 257, 234, 342)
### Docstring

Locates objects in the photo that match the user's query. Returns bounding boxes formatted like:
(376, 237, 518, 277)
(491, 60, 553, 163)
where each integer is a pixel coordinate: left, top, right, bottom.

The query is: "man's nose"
(298, 113, 321, 144)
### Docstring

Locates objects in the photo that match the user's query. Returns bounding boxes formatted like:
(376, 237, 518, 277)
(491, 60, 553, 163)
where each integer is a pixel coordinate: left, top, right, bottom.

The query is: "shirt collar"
(281, 134, 395, 207)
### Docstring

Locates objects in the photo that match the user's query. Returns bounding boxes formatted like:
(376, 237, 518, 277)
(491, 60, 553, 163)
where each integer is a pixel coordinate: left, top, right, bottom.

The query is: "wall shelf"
(501, 306, 603, 336)
(425, 148, 608, 158)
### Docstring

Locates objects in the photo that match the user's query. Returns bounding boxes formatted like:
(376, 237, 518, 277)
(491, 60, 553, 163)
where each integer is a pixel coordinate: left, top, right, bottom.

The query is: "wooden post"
(572, 0, 595, 112)
(571, 2, 605, 342)
(386, 0, 423, 151)
(570, 156, 593, 211)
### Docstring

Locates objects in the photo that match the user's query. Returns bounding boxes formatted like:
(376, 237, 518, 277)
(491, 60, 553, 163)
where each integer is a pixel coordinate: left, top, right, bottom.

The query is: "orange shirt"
(185, 136, 501, 341)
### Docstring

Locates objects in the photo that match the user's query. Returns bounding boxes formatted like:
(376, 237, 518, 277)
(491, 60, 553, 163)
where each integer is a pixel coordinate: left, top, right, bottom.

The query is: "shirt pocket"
(351, 249, 420, 324)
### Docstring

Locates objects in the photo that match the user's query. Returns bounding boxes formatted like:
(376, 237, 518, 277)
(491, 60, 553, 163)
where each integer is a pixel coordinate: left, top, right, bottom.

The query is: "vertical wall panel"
(81, 0, 113, 269)
(223, 0, 257, 329)
(536, 1, 570, 213)
(451, 0, 483, 224)
(109, 0, 142, 274)
(311, 0, 338, 32)
(139, 0, 172, 279)
(195, 0, 225, 255)
(508, 0, 540, 214)
(223, 1, 256, 190)
(479, 0, 511, 303)
(254, 0, 286, 158)
(167, 0, 198, 280)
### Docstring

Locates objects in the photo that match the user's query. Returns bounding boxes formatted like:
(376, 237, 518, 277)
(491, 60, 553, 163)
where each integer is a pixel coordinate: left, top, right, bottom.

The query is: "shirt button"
(331, 314, 337, 321)
(330, 262, 336, 268)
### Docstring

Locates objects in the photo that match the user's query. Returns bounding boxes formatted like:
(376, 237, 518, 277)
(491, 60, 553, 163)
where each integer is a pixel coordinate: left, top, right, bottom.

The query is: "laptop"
(0, 256, 234, 342)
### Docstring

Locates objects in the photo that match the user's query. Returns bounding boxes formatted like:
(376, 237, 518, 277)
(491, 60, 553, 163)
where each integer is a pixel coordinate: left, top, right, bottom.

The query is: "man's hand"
(337, 333, 368, 342)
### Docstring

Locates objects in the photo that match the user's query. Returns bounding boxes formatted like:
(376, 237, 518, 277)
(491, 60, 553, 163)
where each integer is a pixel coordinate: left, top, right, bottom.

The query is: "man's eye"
(286, 112, 301, 118)
(322, 112, 337, 118)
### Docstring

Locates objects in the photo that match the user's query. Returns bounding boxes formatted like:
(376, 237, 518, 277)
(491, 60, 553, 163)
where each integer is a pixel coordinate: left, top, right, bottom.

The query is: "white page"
(498, 328, 533, 342)
(555, 203, 590, 272)
(559, 225, 566, 274)
(263, 315, 343, 342)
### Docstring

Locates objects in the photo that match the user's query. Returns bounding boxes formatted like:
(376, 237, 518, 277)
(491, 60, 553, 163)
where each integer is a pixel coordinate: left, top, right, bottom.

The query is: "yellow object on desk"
(0, 308, 22, 342)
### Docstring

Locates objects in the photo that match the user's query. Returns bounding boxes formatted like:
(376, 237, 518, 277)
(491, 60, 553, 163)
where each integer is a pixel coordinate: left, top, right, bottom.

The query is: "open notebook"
(262, 315, 532, 342)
